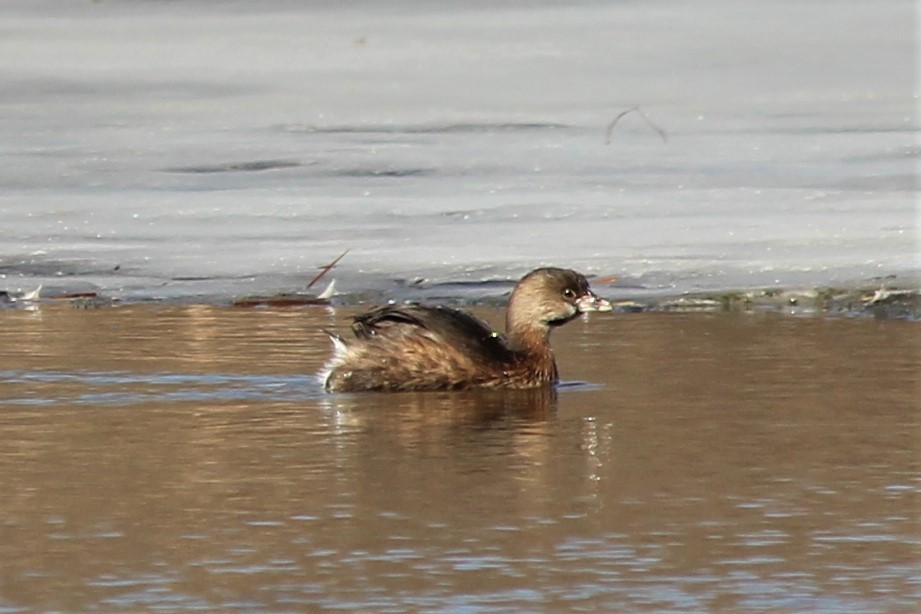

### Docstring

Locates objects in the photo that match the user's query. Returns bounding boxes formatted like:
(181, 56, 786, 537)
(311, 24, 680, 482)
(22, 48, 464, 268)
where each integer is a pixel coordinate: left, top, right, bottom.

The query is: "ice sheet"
(0, 0, 916, 302)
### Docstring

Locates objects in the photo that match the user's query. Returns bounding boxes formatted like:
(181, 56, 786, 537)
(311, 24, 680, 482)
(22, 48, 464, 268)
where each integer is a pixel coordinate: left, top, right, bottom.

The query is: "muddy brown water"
(0, 305, 918, 611)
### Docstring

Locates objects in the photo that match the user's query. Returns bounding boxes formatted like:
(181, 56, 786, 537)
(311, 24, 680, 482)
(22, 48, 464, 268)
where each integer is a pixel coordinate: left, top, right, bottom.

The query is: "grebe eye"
(562, 288, 576, 299)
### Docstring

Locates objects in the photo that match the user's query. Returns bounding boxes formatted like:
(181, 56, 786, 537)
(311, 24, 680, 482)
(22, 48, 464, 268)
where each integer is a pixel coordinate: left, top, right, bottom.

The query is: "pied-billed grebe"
(321, 267, 611, 392)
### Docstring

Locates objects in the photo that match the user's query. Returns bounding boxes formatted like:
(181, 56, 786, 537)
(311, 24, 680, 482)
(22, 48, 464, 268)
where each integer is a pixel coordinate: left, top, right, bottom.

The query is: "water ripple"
(0, 369, 325, 407)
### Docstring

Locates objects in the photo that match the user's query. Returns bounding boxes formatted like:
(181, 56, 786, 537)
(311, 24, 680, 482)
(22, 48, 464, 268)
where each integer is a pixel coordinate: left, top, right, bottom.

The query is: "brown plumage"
(321, 267, 612, 392)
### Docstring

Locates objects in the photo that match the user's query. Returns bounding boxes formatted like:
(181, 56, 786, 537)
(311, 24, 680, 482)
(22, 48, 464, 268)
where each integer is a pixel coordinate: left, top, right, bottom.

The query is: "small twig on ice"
(308, 249, 350, 289)
(605, 106, 668, 145)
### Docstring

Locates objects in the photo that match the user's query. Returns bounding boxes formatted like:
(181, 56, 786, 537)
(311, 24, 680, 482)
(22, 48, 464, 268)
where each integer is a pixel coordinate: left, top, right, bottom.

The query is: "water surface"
(1, 305, 917, 611)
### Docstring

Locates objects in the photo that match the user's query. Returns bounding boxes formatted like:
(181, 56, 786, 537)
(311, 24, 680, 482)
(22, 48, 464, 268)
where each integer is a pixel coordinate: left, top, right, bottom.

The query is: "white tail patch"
(328, 332, 348, 357)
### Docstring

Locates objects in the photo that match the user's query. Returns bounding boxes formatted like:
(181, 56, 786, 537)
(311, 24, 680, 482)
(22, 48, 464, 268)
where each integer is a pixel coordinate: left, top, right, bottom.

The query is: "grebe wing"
(351, 304, 513, 363)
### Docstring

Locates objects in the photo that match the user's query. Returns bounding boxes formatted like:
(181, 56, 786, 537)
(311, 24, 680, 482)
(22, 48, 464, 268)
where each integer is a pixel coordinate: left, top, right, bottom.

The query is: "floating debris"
(0, 282, 121, 308)
(609, 300, 647, 313)
(0, 285, 44, 307)
(233, 294, 332, 308)
(233, 280, 336, 308)
(21, 285, 42, 301)
(233, 248, 348, 307)
(658, 297, 724, 313)
(626, 284, 920, 319)
(859, 287, 921, 319)
(71, 295, 118, 309)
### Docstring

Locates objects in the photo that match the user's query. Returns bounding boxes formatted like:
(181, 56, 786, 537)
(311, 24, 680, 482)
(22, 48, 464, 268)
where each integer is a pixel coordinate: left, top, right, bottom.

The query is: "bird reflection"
(320, 386, 557, 431)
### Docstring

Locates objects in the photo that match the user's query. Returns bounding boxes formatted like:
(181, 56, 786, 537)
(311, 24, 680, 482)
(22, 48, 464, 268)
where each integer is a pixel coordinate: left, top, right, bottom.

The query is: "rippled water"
(1, 305, 918, 611)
